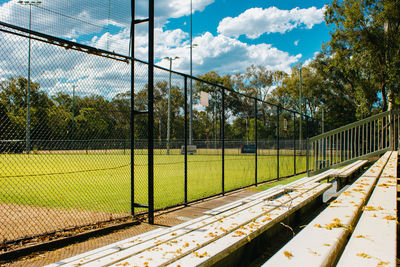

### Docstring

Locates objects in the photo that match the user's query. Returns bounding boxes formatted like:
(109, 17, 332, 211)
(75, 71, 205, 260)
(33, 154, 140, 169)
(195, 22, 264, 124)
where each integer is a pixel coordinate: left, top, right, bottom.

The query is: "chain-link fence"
(0, 22, 133, 247)
(0, 20, 322, 251)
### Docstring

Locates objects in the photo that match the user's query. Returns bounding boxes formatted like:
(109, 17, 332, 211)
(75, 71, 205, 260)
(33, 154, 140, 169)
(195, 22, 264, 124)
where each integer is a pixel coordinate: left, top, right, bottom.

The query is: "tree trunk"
(381, 83, 387, 111)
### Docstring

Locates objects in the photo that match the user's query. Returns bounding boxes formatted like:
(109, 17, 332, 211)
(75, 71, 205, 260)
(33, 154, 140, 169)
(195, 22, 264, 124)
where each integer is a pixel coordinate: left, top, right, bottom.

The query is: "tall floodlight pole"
(164, 56, 179, 155)
(299, 67, 303, 151)
(189, 0, 193, 145)
(18, 0, 42, 154)
(72, 85, 76, 138)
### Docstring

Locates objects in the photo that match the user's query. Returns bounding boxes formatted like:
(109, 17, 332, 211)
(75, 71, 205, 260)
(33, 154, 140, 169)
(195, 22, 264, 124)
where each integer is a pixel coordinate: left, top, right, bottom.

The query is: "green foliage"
(324, 0, 400, 112)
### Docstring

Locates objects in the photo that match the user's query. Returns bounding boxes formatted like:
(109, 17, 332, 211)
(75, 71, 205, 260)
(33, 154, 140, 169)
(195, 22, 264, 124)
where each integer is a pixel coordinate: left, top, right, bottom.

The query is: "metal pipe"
(276, 106, 280, 179)
(184, 76, 188, 204)
(26, 4, 32, 155)
(165, 56, 179, 155)
(221, 88, 225, 194)
(293, 112, 296, 175)
(189, 0, 193, 145)
(130, 0, 135, 216)
(148, 0, 154, 224)
(254, 98, 258, 186)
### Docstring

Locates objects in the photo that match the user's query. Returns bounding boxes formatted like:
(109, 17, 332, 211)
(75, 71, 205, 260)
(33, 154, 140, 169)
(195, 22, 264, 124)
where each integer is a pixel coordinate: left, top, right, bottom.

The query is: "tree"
(325, 0, 400, 111)
(0, 76, 53, 140)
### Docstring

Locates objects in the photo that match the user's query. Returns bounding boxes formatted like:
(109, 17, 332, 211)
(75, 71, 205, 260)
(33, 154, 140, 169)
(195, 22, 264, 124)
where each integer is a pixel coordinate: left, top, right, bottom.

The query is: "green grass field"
(0, 150, 307, 214)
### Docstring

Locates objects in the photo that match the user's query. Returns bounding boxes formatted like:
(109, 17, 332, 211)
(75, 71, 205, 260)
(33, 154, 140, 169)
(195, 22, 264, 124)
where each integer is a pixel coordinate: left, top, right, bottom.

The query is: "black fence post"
(293, 112, 296, 176)
(148, 0, 155, 224)
(306, 116, 310, 175)
(130, 0, 135, 216)
(184, 76, 188, 205)
(277, 106, 280, 180)
(254, 98, 258, 187)
(221, 88, 225, 195)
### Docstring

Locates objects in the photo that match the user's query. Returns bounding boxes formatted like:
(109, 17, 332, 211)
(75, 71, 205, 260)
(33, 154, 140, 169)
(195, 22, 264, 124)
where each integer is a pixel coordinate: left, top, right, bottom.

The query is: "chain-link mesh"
(0, 20, 322, 253)
(152, 68, 185, 210)
(0, 26, 132, 244)
(0, 0, 131, 55)
(187, 79, 222, 201)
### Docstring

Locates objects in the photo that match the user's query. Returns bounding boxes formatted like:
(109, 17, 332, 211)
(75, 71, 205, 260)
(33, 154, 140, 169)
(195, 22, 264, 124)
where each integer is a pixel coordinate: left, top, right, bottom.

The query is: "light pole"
(164, 56, 179, 155)
(72, 85, 76, 139)
(189, 0, 193, 145)
(299, 67, 303, 152)
(18, 0, 42, 154)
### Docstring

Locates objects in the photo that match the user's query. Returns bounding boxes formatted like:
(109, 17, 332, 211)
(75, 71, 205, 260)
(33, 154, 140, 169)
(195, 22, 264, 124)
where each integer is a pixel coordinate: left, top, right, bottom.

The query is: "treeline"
(0, 75, 320, 150)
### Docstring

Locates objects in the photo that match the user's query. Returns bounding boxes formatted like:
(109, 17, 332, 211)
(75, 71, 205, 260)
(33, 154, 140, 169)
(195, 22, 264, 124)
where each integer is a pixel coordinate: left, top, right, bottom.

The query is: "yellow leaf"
(284, 251, 293, 259)
(356, 253, 371, 259)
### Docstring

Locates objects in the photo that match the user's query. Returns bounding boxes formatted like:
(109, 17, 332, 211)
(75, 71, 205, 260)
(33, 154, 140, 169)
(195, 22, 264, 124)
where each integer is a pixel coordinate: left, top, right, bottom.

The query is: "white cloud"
(0, 0, 215, 54)
(303, 51, 320, 67)
(0, 0, 306, 96)
(217, 6, 326, 39)
(155, 32, 301, 75)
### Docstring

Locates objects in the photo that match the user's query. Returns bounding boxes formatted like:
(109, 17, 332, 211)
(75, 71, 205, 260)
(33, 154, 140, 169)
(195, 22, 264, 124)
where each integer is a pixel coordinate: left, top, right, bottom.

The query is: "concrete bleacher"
(263, 151, 398, 267)
(46, 156, 378, 267)
(336, 152, 398, 266)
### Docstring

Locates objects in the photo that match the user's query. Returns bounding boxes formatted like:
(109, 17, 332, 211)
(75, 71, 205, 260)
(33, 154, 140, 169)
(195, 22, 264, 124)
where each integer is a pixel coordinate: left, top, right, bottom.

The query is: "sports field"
(0, 150, 306, 214)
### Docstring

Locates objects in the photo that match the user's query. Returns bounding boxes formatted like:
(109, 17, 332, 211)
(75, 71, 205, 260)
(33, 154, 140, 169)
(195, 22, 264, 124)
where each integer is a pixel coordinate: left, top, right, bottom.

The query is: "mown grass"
(0, 150, 306, 214)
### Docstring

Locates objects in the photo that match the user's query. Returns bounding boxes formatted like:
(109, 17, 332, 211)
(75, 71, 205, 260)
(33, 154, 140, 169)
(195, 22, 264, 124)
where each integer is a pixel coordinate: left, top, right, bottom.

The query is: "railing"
(308, 110, 400, 174)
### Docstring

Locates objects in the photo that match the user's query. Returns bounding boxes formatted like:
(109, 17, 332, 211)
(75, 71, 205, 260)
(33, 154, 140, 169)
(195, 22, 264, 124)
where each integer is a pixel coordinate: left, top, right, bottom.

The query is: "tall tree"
(325, 0, 400, 111)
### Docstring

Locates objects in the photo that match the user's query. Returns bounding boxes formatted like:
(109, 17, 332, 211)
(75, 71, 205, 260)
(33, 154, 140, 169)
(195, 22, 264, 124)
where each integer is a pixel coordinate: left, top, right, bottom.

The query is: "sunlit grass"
(0, 150, 306, 213)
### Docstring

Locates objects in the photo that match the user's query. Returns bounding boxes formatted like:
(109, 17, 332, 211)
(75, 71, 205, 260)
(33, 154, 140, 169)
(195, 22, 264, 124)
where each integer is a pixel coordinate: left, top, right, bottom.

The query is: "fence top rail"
(0, 21, 314, 120)
(309, 110, 392, 142)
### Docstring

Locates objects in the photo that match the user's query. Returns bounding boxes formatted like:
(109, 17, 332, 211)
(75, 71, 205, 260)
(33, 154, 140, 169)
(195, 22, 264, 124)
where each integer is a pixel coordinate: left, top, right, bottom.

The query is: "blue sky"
(156, 0, 332, 75)
(0, 0, 332, 95)
(166, 0, 331, 64)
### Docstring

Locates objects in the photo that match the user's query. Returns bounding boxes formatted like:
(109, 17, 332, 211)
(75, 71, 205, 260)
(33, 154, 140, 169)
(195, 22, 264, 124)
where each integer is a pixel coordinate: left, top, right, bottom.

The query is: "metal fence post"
(277, 106, 280, 179)
(130, 0, 135, 217)
(184, 76, 188, 205)
(221, 88, 225, 195)
(148, 0, 154, 224)
(254, 98, 258, 186)
(306, 116, 309, 175)
(293, 112, 296, 175)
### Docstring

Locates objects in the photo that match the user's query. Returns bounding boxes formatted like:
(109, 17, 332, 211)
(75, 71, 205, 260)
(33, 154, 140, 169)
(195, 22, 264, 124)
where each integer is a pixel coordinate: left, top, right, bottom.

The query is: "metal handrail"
(308, 110, 399, 175)
(309, 111, 391, 142)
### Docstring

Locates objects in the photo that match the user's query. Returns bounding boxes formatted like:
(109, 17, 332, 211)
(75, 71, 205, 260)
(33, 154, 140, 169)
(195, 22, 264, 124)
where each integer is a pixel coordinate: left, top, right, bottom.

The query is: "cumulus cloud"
(217, 6, 326, 39)
(156, 32, 301, 75)
(303, 51, 321, 67)
(0, 0, 215, 55)
(0, 0, 305, 95)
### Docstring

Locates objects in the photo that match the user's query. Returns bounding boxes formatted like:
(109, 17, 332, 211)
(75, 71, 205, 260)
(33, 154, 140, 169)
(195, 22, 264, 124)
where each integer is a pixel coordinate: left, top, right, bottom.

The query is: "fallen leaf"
(284, 251, 293, 259)
(356, 253, 371, 259)
(377, 261, 389, 266)
(383, 215, 396, 220)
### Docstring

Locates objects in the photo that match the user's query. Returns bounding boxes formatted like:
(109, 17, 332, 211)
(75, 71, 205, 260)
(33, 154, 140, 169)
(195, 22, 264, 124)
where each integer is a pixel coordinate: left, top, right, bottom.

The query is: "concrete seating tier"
(263, 151, 397, 267)
(46, 156, 375, 267)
